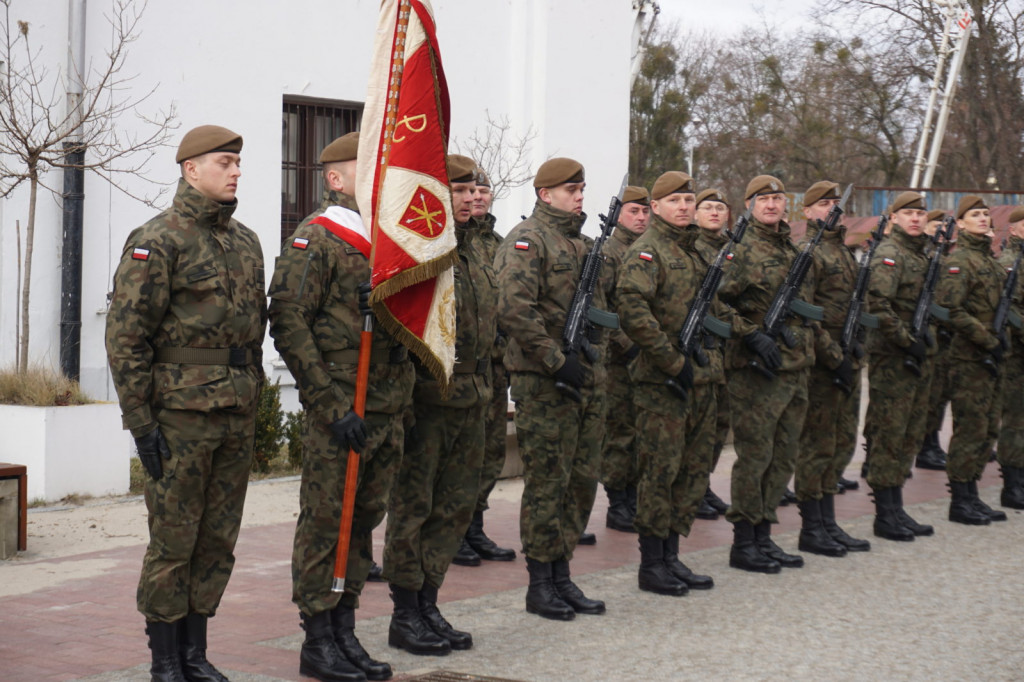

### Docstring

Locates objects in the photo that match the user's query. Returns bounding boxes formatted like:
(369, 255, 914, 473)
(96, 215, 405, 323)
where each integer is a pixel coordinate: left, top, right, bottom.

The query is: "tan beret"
(176, 125, 243, 164)
(803, 181, 840, 207)
(890, 191, 926, 213)
(651, 171, 694, 200)
(926, 209, 947, 223)
(696, 188, 728, 208)
(956, 194, 986, 220)
(447, 154, 477, 184)
(475, 166, 491, 187)
(319, 132, 359, 164)
(1009, 206, 1024, 224)
(534, 157, 585, 188)
(744, 175, 785, 200)
(622, 185, 650, 205)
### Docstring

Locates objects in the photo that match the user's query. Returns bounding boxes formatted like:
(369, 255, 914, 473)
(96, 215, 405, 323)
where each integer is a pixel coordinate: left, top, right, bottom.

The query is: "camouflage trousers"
(925, 334, 954, 434)
(947, 359, 1002, 483)
(633, 382, 717, 538)
(476, 365, 508, 513)
(864, 353, 933, 490)
(138, 407, 255, 622)
(796, 364, 862, 500)
(510, 372, 605, 562)
(725, 368, 808, 525)
(384, 402, 485, 591)
(292, 409, 404, 615)
(600, 361, 639, 491)
(998, 347, 1024, 469)
(712, 382, 731, 470)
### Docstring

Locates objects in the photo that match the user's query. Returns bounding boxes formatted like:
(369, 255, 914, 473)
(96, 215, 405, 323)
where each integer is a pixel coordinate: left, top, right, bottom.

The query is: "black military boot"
(146, 620, 186, 682)
(417, 584, 472, 650)
(300, 610, 367, 681)
(178, 614, 228, 682)
(465, 510, 516, 560)
(451, 537, 481, 567)
(332, 604, 393, 680)
(625, 485, 638, 518)
(894, 486, 934, 536)
(778, 487, 797, 506)
(797, 499, 847, 557)
(387, 585, 450, 656)
(915, 431, 947, 470)
(367, 561, 385, 582)
(967, 479, 1007, 521)
(1001, 465, 1024, 509)
(577, 531, 597, 545)
(637, 535, 688, 595)
(605, 487, 637, 532)
(872, 488, 914, 541)
(552, 558, 606, 614)
(820, 493, 870, 552)
(663, 532, 713, 589)
(524, 557, 575, 620)
(755, 521, 804, 568)
(837, 476, 859, 492)
(949, 481, 990, 525)
(704, 487, 729, 514)
(728, 520, 780, 574)
(696, 497, 719, 520)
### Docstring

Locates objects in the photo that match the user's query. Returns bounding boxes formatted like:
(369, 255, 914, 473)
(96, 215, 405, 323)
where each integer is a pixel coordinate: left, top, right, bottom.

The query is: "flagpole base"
(331, 578, 346, 594)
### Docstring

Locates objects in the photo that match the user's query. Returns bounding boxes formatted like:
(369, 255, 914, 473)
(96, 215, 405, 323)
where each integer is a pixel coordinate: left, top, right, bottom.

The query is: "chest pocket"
(187, 266, 218, 283)
(344, 246, 363, 256)
(552, 260, 574, 273)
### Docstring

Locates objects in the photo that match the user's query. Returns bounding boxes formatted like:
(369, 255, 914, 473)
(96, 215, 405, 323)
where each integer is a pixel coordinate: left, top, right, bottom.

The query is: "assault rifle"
(750, 183, 852, 379)
(904, 215, 956, 376)
(556, 189, 623, 402)
(992, 238, 1024, 366)
(832, 215, 887, 394)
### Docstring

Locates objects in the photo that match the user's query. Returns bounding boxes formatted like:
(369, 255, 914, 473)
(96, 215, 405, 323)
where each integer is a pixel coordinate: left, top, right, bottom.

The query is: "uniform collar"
(173, 178, 236, 230)
(698, 226, 728, 248)
(649, 214, 696, 248)
(612, 224, 642, 246)
(959, 230, 992, 252)
(805, 219, 846, 242)
(532, 199, 586, 237)
(891, 224, 930, 251)
(750, 217, 792, 243)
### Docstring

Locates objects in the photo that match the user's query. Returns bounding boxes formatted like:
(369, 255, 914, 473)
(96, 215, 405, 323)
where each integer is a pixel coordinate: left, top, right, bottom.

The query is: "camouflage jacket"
(494, 199, 606, 386)
(105, 178, 267, 437)
(997, 235, 1024, 350)
(600, 225, 642, 362)
(412, 222, 497, 408)
(267, 191, 412, 424)
(936, 230, 1003, 362)
(617, 215, 724, 387)
(694, 227, 729, 266)
(866, 224, 936, 356)
(718, 218, 816, 372)
(802, 221, 861, 369)
(471, 212, 508, 362)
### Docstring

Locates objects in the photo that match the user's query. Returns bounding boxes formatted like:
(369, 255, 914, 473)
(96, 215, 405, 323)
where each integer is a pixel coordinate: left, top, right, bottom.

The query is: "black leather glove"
(676, 360, 695, 392)
(357, 281, 373, 319)
(989, 343, 1004, 364)
(905, 338, 927, 363)
(135, 426, 171, 481)
(851, 339, 866, 360)
(833, 356, 854, 388)
(553, 350, 584, 389)
(329, 411, 368, 453)
(744, 331, 782, 371)
(622, 344, 641, 361)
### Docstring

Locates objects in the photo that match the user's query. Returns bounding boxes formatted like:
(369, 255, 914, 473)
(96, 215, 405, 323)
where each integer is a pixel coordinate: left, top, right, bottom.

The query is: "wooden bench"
(0, 462, 27, 553)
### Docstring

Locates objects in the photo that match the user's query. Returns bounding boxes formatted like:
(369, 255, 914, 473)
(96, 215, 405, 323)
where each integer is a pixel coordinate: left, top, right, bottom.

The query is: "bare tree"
(454, 110, 536, 202)
(0, 0, 177, 373)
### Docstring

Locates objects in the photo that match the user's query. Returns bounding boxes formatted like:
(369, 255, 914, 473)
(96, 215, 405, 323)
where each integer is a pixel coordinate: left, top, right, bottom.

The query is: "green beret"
(890, 191, 926, 213)
(534, 157, 584, 189)
(622, 185, 650, 205)
(803, 181, 840, 207)
(956, 194, 986, 220)
(696, 188, 728, 208)
(926, 209, 947, 223)
(447, 154, 477, 184)
(744, 174, 785, 200)
(475, 166, 491, 187)
(320, 132, 359, 164)
(1009, 206, 1024, 224)
(651, 171, 694, 200)
(176, 125, 243, 164)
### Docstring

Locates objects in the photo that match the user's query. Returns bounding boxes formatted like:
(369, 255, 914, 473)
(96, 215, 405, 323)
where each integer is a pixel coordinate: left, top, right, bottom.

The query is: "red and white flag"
(356, 0, 456, 388)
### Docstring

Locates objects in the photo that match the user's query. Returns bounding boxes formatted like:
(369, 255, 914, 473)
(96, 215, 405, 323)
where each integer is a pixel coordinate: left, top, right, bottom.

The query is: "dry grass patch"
(0, 365, 92, 406)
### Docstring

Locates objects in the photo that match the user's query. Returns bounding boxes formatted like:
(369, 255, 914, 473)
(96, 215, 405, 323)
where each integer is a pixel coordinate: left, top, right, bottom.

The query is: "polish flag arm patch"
(131, 247, 150, 261)
(948, 266, 961, 274)
(514, 240, 530, 251)
(639, 252, 654, 261)
(726, 252, 734, 261)
(882, 257, 896, 267)
(292, 237, 310, 250)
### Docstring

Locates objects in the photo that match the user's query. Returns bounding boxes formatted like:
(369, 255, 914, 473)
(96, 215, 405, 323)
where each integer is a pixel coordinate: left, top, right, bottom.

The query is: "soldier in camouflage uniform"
(598, 185, 651, 533)
(106, 125, 265, 682)
(864, 191, 937, 542)
(453, 167, 517, 567)
(269, 133, 413, 681)
(718, 175, 832, 574)
(693, 189, 734, 519)
(793, 181, 870, 557)
(936, 195, 1008, 526)
(917, 209, 955, 471)
(495, 157, 609, 621)
(997, 205, 1024, 510)
(617, 172, 719, 596)
(382, 155, 497, 656)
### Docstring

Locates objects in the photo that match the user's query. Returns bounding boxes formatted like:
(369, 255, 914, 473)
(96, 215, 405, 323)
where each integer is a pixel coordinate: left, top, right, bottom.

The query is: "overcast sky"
(656, 0, 821, 35)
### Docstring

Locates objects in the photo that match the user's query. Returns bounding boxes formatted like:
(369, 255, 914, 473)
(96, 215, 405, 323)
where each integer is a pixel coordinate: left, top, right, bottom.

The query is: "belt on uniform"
(453, 358, 490, 374)
(154, 347, 252, 367)
(323, 347, 408, 365)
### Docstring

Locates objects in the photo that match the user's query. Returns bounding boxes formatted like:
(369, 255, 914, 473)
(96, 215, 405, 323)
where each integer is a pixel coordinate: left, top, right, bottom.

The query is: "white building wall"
(0, 0, 635, 408)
